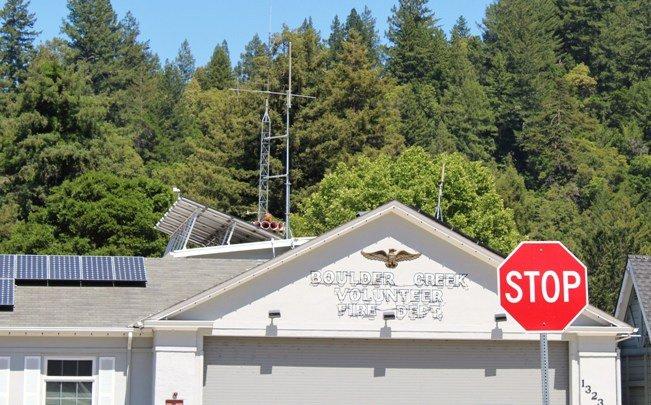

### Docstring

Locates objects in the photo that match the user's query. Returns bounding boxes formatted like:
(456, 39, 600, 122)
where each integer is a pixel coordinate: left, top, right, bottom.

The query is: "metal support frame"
(164, 211, 200, 254)
(221, 221, 237, 246)
(540, 333, 550, 405)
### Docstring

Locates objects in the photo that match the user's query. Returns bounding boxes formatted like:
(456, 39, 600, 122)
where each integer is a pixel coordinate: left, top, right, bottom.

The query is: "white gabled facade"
(0, 201, 635, 404)
(143, 201, 633, 405)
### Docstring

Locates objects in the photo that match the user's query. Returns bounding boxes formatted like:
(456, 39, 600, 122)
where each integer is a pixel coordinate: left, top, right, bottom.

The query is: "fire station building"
(0, 200, 634, 404)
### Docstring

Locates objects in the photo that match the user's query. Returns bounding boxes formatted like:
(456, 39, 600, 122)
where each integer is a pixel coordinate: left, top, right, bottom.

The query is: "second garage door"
(203, 337, 568, 405)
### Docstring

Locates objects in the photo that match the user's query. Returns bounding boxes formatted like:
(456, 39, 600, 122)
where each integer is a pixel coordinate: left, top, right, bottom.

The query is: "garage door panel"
(203, 338, 568, 405)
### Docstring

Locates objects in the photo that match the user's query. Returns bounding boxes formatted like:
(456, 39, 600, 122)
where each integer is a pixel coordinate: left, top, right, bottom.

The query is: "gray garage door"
(203, 337, 568, 405)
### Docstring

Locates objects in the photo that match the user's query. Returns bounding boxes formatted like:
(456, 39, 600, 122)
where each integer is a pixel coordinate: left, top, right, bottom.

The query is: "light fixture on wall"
(494, 313, 507, 323)
(268, 310, 281, 319)
(383, 311, 396, 321)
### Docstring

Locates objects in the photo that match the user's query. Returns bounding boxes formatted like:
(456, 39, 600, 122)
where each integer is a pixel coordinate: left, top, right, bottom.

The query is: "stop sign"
(498, 241, 588, 331)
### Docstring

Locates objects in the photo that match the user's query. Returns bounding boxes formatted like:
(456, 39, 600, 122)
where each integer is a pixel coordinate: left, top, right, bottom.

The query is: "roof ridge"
(629, 255, 651, 261)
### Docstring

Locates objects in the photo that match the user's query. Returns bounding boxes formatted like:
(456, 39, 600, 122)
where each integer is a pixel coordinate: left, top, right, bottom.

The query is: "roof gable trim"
(145, 201, 504, 321)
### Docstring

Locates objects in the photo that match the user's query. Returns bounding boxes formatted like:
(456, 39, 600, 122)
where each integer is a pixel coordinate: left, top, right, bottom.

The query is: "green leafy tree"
(0, 171, 174, 256)
(196, 40, 234, 90)
(293, 147, 520, 253)
(0, 0, 38, 87)
(386, 0, 448, 86)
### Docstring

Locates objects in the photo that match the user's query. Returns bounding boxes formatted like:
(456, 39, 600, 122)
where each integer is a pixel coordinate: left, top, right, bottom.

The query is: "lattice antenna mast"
(256, 0, 273, 222)
(230, 41, 315, 239)
(434, 161, 446, 221)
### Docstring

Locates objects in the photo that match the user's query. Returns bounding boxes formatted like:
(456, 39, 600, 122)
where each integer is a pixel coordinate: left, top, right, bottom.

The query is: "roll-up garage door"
(203, 337, 568, 405)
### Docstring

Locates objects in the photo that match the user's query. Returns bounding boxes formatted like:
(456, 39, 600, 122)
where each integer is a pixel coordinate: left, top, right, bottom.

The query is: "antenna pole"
(284, 42, 292, 238)
(435, 161, 446, 221)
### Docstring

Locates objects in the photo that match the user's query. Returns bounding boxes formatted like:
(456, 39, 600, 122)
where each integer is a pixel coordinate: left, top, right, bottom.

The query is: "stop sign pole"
(498, 241, 588, 405)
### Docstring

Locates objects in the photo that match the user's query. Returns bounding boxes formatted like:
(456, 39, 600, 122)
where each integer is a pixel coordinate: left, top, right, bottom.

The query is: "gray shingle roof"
(0, 257, 262, 328)
(628, 255, 651, 322)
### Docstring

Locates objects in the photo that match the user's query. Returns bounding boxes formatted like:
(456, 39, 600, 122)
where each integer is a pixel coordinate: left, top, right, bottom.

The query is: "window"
(45, 359, 93, 405)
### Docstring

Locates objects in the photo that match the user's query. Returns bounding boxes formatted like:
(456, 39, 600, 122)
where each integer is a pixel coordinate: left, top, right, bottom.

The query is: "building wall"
(620, 290, 651, 405)
(203, 337, 570, 405)
(0, 335, 152, 405)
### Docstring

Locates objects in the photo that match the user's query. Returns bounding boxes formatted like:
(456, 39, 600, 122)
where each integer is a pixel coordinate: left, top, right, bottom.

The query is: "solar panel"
(0, 255, 14, 278)
(114, 256, 146, 282)
(82, 256, 113, 281)
(16, 255, 47, 280)
(49, 256, 81, 280)
(0, 278, 14, 306)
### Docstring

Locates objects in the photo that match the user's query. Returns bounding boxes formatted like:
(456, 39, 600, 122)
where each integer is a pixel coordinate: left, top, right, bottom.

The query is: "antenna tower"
(231, 41, 315, 239)
(434, 161, 446, 221)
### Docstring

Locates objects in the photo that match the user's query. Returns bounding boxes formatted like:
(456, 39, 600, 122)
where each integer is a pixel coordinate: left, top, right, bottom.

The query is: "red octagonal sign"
(498, 241, 588, 331)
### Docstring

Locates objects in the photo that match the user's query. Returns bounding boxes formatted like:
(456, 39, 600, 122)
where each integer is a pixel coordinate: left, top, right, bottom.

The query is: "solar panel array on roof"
(17, 254, 47, 280)
(49, 255, 81, 281)
(0, 254, 147, 283)
(0, 255, 13, 279)
(82, 256, 113, 281)
(0, 278, 14, 307)
(114, 256, 146, 282)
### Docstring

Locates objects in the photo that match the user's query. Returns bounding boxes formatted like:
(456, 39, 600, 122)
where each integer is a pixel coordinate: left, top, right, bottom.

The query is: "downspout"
(125, 331, 133, 405)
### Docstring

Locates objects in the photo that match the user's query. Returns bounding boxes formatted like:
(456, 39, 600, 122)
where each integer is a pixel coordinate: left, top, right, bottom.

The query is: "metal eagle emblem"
(361, 248, 421, 268)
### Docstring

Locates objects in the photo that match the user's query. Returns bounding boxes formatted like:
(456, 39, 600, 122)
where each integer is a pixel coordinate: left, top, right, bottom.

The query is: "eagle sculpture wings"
(361, 248, 421, 268)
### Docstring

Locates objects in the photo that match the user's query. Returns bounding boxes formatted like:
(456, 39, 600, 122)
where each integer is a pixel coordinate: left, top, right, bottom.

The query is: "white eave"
(168, 237, 313, 258)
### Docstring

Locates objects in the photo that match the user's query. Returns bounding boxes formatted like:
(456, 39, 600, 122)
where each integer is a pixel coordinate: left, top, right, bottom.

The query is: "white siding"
(98, 357, 115, 405)
(204, 337, 569, 405)
(0, 357, 9, 405)
(22, 356, 40, 405)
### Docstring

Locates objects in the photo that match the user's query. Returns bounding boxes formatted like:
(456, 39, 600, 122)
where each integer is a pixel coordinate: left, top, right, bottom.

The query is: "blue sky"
(25, 0, 493, 66)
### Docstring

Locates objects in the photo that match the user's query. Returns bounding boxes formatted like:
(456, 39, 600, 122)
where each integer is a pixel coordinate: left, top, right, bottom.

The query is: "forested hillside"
(0, 0, 648, 311)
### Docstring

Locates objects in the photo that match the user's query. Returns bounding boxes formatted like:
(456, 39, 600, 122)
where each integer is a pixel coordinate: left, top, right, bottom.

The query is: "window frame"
(42, 356, 96, 405)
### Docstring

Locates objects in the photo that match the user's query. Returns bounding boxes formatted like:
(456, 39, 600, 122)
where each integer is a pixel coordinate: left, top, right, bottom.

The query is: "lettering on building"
(310, 270, 469, 321)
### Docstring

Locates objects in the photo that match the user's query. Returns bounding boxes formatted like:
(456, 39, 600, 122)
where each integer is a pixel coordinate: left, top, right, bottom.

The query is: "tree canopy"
(0, 0, 648, 312)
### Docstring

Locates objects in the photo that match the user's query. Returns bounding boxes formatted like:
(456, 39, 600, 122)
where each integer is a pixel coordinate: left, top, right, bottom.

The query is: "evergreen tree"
(386, 0, 448, 86)
(0, 45, 143, 217)
(483, 0, 562, 160)
(450, 15, 470, 41)
(235, 34, 268, 83)
(175, 39, 195, 83)
(439, 34, 496, 161)
(555, 0, 611, 66)
(197, 40, 234, 90)
(344, 7, 379, 62)
(0, 0, 38, 87)
(590, 0, 650, 95)
(327, 15, 345, 55)
(62, 0, 123, 93)
(294, 30, 403, 189)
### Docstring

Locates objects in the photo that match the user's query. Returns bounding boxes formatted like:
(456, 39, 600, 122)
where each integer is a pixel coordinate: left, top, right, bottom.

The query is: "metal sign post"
(540, 333, 550, 405)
